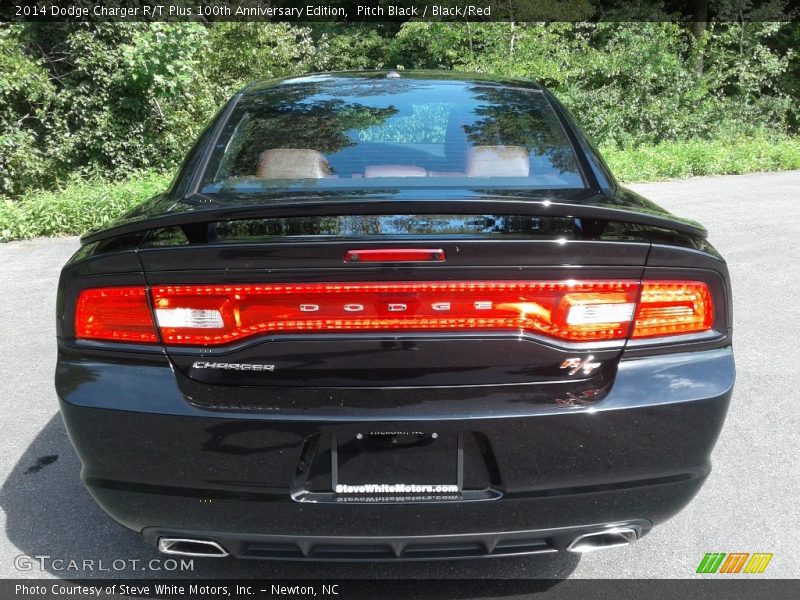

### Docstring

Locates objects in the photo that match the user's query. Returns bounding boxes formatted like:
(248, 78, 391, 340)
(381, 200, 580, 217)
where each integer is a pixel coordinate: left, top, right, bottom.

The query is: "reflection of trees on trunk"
(461, 86, 580, 176)
(215, 216, 346, 239)
(209, 214, 577, 241)
(343, 214, 382, 235)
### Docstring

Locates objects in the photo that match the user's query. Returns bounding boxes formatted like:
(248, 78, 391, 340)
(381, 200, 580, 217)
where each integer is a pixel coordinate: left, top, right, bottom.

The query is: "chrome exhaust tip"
(158, 537, 229, 557)
(566, 526, 639, 553)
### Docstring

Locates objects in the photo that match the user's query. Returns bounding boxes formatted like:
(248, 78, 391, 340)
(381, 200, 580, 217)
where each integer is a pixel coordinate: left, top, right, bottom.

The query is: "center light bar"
(73, 280, 714, 346)
(148, 280, 640, 346)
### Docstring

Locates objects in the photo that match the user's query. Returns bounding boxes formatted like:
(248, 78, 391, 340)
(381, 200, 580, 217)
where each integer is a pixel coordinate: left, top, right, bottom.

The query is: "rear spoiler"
(81, 197, 707, 245)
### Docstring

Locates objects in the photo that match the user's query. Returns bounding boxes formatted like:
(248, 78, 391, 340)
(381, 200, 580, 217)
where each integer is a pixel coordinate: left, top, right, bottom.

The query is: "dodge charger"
(56, 71, 735, 560)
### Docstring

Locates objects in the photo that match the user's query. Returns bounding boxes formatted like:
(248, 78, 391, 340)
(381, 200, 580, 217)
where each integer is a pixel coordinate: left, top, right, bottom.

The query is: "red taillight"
(632, 281, 714, 338)
(74, 286, 157, 343)
(149, 281, 640, 346)
(72, 280, 714, 346)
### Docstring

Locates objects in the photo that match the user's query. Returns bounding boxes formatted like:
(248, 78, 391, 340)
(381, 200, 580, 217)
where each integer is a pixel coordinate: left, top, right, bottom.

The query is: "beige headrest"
(257, 149, 331, 179)
(465, 146, 530, 177)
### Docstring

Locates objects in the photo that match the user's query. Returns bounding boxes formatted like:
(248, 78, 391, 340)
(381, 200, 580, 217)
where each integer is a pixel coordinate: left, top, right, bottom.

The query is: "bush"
(0, 26, 60, 196)
(0, 172, 170, 242)
(602, 135, 800, 182)
(0, 23, 216, 197)
(1, 20, 799, 206)
(393, 22, 795, 148)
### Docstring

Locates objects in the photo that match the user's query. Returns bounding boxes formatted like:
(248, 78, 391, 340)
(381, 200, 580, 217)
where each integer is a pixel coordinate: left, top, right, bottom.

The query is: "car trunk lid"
(137, 232, 649, 389)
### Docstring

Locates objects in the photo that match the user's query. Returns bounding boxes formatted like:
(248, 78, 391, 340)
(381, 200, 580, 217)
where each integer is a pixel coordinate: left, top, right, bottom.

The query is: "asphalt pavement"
(0, 171, 798, 581)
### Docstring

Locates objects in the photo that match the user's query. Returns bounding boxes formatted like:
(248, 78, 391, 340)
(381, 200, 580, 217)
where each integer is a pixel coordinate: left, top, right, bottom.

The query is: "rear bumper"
(57, 346, 734, 558)
(145, 522, 651, 561)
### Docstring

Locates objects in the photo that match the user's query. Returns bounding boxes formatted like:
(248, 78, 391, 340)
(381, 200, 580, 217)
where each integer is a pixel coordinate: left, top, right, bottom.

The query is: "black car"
(56, 71, 734, 560)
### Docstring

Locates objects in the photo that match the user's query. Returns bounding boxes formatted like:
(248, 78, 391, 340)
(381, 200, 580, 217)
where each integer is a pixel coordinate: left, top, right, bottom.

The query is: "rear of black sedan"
(55, 71, 734, 560)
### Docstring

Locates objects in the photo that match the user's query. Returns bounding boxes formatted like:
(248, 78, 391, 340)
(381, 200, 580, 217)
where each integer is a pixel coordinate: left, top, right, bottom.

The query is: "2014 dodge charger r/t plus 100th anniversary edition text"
(55, 71, 734, 561)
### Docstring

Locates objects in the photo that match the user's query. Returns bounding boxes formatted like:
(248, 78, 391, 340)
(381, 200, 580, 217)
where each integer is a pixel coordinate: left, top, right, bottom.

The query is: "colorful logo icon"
(696, 552, 773, 574)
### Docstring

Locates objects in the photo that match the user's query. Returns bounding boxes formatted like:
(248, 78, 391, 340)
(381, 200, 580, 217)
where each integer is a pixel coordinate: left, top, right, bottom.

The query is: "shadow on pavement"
(1, 414, 580, 590)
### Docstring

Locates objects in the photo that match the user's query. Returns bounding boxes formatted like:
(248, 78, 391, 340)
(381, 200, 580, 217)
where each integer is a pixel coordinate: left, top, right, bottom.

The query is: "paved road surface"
(1, 171, 797, 580)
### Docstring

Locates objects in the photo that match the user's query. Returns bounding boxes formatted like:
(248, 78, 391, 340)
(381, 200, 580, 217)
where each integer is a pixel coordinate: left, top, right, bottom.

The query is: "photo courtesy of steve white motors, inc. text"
(14, 583, 340, 597)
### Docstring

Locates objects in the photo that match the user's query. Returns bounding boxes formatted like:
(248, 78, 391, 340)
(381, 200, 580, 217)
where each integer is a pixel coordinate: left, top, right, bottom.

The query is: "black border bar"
(5, 1, 800, 23)
(3, 578, 799, 600)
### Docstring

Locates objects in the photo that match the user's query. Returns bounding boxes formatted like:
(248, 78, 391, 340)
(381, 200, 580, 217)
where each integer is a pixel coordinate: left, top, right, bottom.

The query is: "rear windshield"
(200, 77, 585, 193)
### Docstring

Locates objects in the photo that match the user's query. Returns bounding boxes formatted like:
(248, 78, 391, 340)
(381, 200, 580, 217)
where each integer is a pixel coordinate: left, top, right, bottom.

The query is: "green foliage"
(392, 21, 796, 148)
(314, 25, 391, 71)
(48, 23, 217, 175)
(0, 172, 170, 242)
(203, 23, 325, 99)
(0, 26, 59, 196)
(0, 23, 216, 196)
(1, 18, 799, 233)
(602, 135, 800, 182)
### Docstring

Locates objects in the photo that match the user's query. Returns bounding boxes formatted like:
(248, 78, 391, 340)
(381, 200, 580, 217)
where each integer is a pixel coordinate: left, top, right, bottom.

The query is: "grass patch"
(602, 135, 800, 183)
(2, 136, 800, 242)
(0, 172, 171, 242)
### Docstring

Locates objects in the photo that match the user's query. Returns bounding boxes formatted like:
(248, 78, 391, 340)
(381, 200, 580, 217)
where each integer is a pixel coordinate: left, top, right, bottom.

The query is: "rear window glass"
(200, 77, 585, 192)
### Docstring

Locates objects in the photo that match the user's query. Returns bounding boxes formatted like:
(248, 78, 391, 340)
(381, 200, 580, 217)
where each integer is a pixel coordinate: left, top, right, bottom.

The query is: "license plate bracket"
(332, 432, 463, 494)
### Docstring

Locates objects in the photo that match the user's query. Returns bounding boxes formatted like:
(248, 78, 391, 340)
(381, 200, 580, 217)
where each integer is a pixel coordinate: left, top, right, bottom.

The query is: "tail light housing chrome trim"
(73, 279, 715, 348)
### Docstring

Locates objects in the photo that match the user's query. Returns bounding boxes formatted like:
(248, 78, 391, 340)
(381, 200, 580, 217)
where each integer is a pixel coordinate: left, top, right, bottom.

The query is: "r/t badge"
(560, 355, 601, 376)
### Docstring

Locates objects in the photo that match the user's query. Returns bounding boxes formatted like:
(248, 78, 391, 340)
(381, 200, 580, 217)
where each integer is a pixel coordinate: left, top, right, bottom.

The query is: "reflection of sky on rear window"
(298, 83, 477, 145)
(355, 104, 453, 144)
